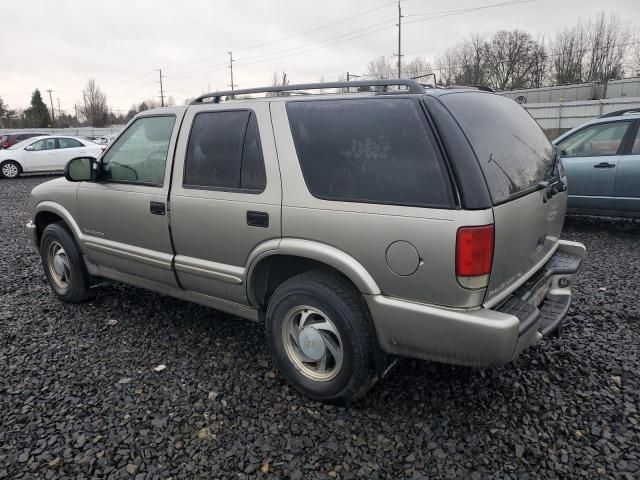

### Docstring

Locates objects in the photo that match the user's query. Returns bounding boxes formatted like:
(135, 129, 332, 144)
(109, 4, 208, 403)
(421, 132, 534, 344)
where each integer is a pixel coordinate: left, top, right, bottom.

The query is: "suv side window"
(631, 124, 640, 155)
(101, 115, 175, 186)
(286, 99, 453, 208)
(558, 121, 631, 158)
(183, 110, 266, 192)
(57, 137, 83, 149)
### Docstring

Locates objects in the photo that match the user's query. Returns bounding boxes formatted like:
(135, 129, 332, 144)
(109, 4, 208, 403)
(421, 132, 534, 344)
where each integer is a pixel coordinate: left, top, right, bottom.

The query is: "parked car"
(0, 135, 104, 178)
(26, 80, 585, 403)
(554, 108, 640, 217)
(93, 135, 116, 145)
(0, 132, 45, 149)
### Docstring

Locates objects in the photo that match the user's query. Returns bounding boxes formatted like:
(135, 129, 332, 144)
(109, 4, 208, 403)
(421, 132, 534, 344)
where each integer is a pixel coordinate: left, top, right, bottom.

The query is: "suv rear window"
(286, 98, 453, 208)
(184, 110, 266, 192)
(440, 92, 554, 204)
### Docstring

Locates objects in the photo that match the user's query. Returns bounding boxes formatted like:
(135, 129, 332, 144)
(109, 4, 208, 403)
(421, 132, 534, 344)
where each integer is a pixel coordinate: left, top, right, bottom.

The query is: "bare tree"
(585, 13, 631, 83)
(80, 79, 108, 127)
(403, 57, 433, 79)
(550, 21, 589, 84)
(550, 13, 632, 85)
(434, 48, 461, 85)
(455, 34, 490, 86)
(632, 40, 640, 77)
(266, 72, 291, 96)
(485, 30, 541, 90)
(366, 56, 395, 79)
(529, 38, 549, 87)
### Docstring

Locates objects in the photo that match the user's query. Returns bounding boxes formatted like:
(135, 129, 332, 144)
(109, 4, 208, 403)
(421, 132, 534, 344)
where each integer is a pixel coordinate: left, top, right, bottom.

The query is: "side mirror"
(24, 145, 34, 151)
(64, 157, 98, 182)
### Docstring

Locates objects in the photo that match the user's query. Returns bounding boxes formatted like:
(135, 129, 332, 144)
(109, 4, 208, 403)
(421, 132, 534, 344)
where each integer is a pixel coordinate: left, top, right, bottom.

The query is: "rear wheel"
(40, 223, 93, 303)
(265, 270, 381, 403)
(0, 161, 21, 179)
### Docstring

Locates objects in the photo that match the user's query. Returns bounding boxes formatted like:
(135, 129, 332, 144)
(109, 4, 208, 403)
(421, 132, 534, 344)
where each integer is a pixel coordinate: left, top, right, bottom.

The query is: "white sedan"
(0, 135, 105, 179)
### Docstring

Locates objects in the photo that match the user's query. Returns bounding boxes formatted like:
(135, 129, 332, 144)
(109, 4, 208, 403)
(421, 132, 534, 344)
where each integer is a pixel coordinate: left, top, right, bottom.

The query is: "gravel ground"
(1, 175, 639, 479)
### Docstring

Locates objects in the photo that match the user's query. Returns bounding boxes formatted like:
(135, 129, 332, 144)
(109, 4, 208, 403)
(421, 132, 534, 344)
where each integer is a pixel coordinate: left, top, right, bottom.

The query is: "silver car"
(554, 109, 640, 217)
(26, 80, 585, 403)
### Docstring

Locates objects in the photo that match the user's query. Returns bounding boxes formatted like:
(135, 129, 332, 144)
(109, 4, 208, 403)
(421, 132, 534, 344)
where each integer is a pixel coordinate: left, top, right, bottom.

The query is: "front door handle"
(150, 201, 166, 215)
(594, 162, 616, 169)
(247, 211, 269, 227)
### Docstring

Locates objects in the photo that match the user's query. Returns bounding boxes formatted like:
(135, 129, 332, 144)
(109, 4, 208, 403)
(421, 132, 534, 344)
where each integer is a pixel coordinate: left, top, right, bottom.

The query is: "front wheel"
(40, 223, 93, 303)
(0, 161, 21, 179)
(265, 270, 381, 403)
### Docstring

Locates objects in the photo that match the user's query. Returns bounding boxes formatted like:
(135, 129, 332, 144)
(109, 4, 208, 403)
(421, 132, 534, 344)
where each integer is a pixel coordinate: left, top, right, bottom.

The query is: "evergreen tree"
(24, 89, 51, 128)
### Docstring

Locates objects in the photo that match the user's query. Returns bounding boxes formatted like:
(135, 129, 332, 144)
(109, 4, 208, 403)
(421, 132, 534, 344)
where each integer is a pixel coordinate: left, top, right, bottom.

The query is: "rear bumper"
(365, 240, 586, 367)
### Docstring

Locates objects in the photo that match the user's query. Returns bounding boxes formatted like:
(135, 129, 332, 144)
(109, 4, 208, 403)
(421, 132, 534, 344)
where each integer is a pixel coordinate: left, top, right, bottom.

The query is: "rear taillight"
(456, 225, 494, 289)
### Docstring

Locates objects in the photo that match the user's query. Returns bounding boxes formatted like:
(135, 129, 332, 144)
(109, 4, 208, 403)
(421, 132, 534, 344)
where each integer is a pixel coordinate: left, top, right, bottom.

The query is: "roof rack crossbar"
(598, 108, 640, 118)
(190, 79, 425, 104)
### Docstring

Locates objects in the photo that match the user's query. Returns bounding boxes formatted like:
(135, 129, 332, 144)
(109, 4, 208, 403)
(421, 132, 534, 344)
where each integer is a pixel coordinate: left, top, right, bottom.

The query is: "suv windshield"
(440, 92, 554, 204)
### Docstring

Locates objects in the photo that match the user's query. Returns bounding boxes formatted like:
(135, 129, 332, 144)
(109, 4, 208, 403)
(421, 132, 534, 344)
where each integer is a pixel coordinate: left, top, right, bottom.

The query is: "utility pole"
(46, 89, 55, 126)
(74, 104, 79, 122)
(228, 51, 236, 91)
(394, 1, 403, 79)
(158, 69, 165, 107)
(57, 97, 61, 119)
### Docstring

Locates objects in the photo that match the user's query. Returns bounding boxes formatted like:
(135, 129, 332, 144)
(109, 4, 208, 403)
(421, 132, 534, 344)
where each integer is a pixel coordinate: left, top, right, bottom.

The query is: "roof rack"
(598, 108, 640, 118)
(190, 79, 425, 104)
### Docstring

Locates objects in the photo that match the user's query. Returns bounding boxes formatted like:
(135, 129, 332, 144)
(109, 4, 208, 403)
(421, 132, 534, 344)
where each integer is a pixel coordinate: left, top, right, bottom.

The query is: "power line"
(234, 21, 397, 67)
(161, 0, 396, 72)
(404, 0, 533, 19)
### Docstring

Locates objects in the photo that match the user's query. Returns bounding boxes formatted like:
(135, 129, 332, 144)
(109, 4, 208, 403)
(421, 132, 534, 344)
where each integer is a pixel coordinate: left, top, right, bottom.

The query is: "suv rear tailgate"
(436, 90, 566, 305)
(487, 188, 566, 304)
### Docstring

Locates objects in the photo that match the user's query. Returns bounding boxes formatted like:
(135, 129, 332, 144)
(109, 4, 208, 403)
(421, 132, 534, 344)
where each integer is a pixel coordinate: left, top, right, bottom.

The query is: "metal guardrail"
(523, 97, 640, 131)
(0, 126, 125, 137)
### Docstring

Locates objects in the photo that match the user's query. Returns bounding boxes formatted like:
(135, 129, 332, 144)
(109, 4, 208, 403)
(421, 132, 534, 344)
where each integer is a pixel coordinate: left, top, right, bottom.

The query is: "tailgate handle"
(594, 162, 615, 169)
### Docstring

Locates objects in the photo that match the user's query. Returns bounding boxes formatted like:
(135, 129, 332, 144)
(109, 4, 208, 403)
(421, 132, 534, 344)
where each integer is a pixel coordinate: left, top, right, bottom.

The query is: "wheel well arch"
(34, 211, 66, 244)
(249, 255, 359, 308)
(0, 159, 22, 170)
(247, 239, 383, 309)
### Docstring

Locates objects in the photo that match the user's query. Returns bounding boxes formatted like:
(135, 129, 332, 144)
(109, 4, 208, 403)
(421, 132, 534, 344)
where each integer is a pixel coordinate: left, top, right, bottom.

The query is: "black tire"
(40, 222, 93, 303)
(265, 270, 381, 403)
(0, 160, 21, 179)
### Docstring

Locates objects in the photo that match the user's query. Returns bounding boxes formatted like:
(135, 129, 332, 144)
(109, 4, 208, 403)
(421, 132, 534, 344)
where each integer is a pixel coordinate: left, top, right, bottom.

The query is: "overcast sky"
(1, 0, 638, 114)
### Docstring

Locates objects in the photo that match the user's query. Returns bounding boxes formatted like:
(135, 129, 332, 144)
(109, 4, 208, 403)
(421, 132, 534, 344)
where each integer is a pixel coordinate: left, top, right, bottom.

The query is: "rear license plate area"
(527, 276, 551, 307)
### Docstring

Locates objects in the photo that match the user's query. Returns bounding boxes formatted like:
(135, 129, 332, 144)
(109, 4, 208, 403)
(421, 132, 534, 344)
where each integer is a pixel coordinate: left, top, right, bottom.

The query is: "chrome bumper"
(366, 240, 586, 367)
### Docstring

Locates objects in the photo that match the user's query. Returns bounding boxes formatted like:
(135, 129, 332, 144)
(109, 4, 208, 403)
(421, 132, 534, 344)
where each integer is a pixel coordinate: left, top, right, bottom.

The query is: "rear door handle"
(247, 211, 269, 227)
(150, 201, 166, 215)
(594, 162, 616, 169)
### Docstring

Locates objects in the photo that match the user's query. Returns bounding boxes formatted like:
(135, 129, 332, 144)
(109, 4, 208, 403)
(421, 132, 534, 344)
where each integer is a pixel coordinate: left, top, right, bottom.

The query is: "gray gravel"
(1, 175, 639, 479)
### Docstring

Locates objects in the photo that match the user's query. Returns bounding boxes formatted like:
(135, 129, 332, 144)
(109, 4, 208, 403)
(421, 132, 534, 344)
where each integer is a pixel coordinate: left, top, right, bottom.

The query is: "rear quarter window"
(286, 98, 454, 208)
(440, 92, 554, 204)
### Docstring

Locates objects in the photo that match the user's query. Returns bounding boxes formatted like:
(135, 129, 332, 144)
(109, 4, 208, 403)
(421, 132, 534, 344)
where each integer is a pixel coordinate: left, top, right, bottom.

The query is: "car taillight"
(456, 225, 494, 289)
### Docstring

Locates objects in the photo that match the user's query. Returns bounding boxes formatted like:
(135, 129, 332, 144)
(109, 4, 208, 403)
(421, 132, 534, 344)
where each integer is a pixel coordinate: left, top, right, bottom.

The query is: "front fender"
(32, 201, 86, 252)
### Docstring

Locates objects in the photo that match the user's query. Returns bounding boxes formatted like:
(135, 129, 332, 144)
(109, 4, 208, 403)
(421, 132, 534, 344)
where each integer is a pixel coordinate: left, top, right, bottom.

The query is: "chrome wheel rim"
(47, 241, 71, 289)
(282, 305, 343, 382)
(2, 163, 18, 178)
